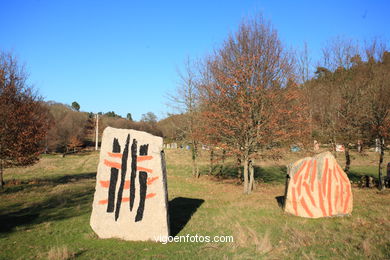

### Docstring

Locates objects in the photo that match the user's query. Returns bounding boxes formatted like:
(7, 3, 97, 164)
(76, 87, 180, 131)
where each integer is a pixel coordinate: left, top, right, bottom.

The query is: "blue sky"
(1, 0, 389, 120)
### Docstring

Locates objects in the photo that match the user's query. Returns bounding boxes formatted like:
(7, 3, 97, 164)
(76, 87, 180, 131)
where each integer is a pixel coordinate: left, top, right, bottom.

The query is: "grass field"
(1, 149, 389, 259)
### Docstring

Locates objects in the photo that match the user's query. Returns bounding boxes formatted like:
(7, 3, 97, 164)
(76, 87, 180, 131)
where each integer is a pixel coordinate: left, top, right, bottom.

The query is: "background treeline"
(44, 101, 162, 154)
(301, 39, 390, 188)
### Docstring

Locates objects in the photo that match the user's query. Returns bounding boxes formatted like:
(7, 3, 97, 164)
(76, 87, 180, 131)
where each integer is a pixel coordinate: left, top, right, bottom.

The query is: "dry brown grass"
(233, 222, 272, 257)
(47, 246, 75, 260)
(361, 238, 372, 257)
(254, 229, 273, 254)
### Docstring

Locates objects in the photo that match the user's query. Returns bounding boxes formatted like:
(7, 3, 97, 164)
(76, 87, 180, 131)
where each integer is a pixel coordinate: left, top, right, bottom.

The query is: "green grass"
(1, 150, 389, 259)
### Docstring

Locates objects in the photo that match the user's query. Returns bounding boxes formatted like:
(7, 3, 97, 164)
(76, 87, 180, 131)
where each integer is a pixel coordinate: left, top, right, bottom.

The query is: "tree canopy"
(0, 52, 50, 188)
(71, 101, 80, 111)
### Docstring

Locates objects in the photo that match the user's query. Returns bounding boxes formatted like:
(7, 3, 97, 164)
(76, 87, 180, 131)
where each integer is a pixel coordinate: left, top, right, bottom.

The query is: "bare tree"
(297, 42, 312, 84)
(362, 45, 390, 189)
(298, 42, 315, 135)
(168, 57, 201, 177)
(322, 36, 359, 71)
(140, 112, 158, 124)
(313, 37, 362, 172)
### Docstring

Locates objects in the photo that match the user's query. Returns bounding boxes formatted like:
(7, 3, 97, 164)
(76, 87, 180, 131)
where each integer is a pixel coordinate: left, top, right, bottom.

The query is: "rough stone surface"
(90, 127, 169, 241)
(284, 152, 353, 218)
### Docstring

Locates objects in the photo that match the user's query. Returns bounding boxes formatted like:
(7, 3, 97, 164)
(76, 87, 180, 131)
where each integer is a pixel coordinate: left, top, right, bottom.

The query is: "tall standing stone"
(284, 152, 353, 218)
(90, 127, 169, 240)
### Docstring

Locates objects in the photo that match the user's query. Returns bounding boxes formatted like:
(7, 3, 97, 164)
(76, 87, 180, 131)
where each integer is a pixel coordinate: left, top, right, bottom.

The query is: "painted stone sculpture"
(284, 152, 352, 218)
(90, 127, 169, 240)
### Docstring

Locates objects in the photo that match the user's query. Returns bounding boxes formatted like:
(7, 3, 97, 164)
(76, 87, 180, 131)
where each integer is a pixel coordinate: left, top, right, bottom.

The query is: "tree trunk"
(209, 149, 214, 175)
(331, 136, 337, 158)
(236, 156, 242, 181)
(0, 143, 3, 189)
(357, 140, 363, 153)
(192, 142, 199, 178)
(219, 149, 226, 175)
(283, 166, 291, 209)
(221, 149, 226, 164)
(248, 159, 255, 193)
(0, 159, 4, 189)
(243, 157, 249, 194)
(62, 146, 69, 158)
(378, 136, 384, 190)
(344, 144, 351, 175)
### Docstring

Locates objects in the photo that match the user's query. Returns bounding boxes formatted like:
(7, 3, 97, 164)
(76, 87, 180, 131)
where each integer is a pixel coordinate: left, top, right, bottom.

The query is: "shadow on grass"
(0, 173, 96, 233)
(169, 197, 204, 236)
(202, 165, 239, 179)
(203, 164, 287, 184)
(348, 171, 377, 183)
(254, 166, 287, 183)
(3, 172, 96, 194)
(275, 196, 285, 209)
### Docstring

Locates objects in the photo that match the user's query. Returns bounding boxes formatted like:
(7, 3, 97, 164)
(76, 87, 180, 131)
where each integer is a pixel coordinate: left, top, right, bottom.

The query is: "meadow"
(0, 149, 389, 259)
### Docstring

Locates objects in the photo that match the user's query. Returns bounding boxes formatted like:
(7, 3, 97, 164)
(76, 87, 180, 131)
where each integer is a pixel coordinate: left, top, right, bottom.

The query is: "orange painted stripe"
(293, 160, 308, 184)
(292, 187, 298, 216)
(332, 164, 339, 183)
(322, 158, 329, 196)
(297, 174, 303, 196)
(304, 159, 312, 181)
(318, 182, 327, 216)
(137, 156, 153, 162)
(107, 152, 122, 158)
(100, 180, 110, 188)
(146, 193, 156, 199)
(327, 169, 333, 216)
(336, 164, 348, 183)
(332, 167, 340, 213)
(100, 179, 153, 189)
(147, 176, 159, 185)
(99, 197, 130, 204)
(324, 158, 329, 174)
(300, 198, 314, 218)
(303, 182, 316, 207)
(311, 159, 317, 192)
(336, 163, 351, 212)
(340, 182, 344, 208)
(104, 159, 121, 169)
(335, 184, 339, 212)
(137, 166, 153, 173)
(343, 183, 351, 214)
(322, 169, 327, 197)
(98, 180, 130, 189)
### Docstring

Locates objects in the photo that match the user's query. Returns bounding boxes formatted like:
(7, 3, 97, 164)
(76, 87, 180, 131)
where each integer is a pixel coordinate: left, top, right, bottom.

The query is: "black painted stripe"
(130, 139, 137, 211)
(107, 138, 120, 213)
(114, 134, 130, 221)
(135, 171, 147, 222)
(140, 144, 149, 156)
(107, 169, 118, 212)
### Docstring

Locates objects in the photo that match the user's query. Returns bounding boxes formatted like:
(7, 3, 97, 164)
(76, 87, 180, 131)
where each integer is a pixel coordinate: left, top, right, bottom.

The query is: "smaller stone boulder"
(284, 152, 352, 218)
